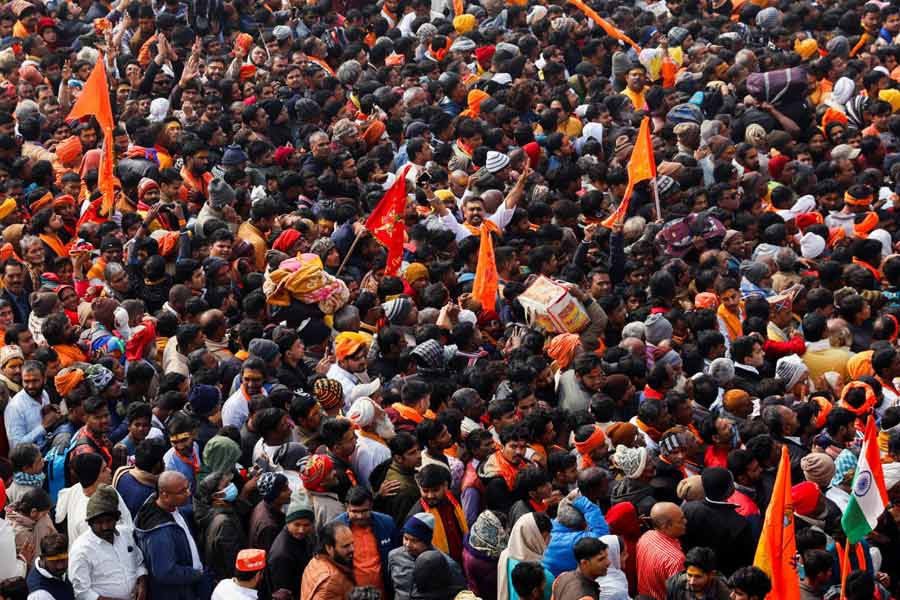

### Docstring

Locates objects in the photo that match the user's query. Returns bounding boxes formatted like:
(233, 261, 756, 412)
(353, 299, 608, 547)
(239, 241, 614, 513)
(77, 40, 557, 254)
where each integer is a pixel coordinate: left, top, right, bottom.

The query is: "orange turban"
(546, 333, 581, 371)
(694, 292, 719, 309)
(55, 136, 82, 166)
(239, 64, 257, 82)
(334, 332, 370, 361)
(30, 191, 52, 213)
(574, 425, 607, 458)
(847, 350, 874, 379)
(813, 395, 833, 429)
(54, 367, 84, 398)
(460, 89, 489, 119)
(362, 120, 385, 149)
(53, 194, 75, 208)
(839, 381, 877, 416)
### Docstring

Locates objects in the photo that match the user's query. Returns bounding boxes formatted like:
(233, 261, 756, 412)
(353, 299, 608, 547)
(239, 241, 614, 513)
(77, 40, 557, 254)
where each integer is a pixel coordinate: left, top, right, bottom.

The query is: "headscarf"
(497, 513, 547, 600)
(832, 77, 855, 106)
(831, 449, 858, 487)
(605, 502, 640, 593)
(0, 345, 23, 367)
(467, 510, 507, 559)
(839, 381, 877, 416)
(334, 331, 370, 361)
(347, 397, 379, 428)
(847, 351, 875, 379)
(258, 472, 288, 503)
(574, 425, 607, 468)
(598, 535, 630, 600)
(272, 229, 302, 254)
(84, 363, 114, 394)
(845, 96, 869, 129)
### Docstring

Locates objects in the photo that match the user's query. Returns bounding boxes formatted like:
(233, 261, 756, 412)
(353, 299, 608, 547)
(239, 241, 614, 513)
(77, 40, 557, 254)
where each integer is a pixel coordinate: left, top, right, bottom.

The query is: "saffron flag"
(472, 223, 498, 312)
(67, 57, 116, 215)
(601, 116, 656, 228)
(365, 166, 411, 277)
(453, 0, 464, 16)
(753, 445, 800, 600)
(567, 0, 641, 53)
(842, 415, 888, 544)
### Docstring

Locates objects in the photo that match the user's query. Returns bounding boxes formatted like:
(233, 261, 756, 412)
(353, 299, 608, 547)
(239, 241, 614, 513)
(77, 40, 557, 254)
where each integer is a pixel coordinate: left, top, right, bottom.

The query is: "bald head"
(199, 309, 226, 339)
(157, 471, 191, 510)
(650, 502, 686, 538)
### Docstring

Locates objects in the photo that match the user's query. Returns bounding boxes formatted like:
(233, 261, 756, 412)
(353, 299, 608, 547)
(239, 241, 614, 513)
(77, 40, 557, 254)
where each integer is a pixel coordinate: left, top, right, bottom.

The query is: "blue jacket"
(543, 496, 610, 577)
(133, 497, 208, 600)
(334, 511, 401, 584)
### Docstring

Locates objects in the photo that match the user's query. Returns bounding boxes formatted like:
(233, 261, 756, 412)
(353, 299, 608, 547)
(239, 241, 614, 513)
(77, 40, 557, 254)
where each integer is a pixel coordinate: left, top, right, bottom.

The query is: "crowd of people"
(0, 0, 899, 597)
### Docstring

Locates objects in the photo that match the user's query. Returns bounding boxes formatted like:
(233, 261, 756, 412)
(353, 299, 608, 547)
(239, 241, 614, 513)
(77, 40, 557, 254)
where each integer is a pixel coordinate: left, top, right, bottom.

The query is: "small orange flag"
(472, 223, 498, 312)
(67, 57, 116, 215)
(567, 0, 641, 53)
(753, 445, 801, 600)
(365, 166, 411, 276)
(453, 0, 464, 16)
(602, 116, 656, 228)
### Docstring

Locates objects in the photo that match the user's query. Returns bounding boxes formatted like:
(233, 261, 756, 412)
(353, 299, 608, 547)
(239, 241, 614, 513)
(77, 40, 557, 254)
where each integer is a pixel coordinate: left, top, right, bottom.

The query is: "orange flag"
(837, 541, 851, 600)
(472, 223, 498, 312)
(453, 0, 464, 15)
(67, 57, 116, 215)
(567, 0, 641, 53)
(602, 116, 656, 228)
(365, 166, 410, 276)
(753, 446, 801, 600)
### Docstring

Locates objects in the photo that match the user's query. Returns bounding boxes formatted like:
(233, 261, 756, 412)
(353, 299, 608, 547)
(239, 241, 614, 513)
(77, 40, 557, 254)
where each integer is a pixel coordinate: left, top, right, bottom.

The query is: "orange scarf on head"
(38, 233, 69, 258)
(420, 493, 468, 555)
(390, 402, 436, 424)
(717, 302, 744, 341)
(54, 344, 87, 367)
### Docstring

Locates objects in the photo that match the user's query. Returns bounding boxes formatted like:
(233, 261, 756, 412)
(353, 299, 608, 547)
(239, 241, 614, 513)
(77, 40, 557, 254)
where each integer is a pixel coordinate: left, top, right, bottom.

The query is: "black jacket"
(268, 526, 314, 598)
(681, 499, 757, 576)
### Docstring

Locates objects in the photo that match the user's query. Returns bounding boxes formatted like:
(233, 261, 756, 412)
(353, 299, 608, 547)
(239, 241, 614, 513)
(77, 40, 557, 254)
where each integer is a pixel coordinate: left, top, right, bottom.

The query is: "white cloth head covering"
(597, 535, 630, 600)
(582, 122, 604, 145)
(800, 232, 826, 259)
(149, 98, 170, 123)
(497, 513, 547, 600)
(869, 229, 892, 258)
(347, 397, 378, 428)
(832, 77, 855, 106)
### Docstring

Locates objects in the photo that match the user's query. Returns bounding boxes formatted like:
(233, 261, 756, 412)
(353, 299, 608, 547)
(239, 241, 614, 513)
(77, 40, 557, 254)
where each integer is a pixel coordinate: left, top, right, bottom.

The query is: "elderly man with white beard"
(347, 393, 394, 488)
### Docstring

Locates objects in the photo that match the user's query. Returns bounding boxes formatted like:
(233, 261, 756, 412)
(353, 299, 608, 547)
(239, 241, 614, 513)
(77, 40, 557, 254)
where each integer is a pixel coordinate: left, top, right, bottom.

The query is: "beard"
(333, 552, 354, 567)
(374, 416, 396, 441)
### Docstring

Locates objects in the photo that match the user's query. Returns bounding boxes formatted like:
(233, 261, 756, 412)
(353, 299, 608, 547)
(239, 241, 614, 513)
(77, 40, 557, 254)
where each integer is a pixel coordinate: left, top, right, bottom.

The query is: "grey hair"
(402, 87, 424, 106)
(556, 501, 587, 530)
(104, 261, 125, 281)
(336, 60, 362, 86)
(708, 357, 735, 387)
(19, 235, 41, 252)
(774, 247, 797, 272)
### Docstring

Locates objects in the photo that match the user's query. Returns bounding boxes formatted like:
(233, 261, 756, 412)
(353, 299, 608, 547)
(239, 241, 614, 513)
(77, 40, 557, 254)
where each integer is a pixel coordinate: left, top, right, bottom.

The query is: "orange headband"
(574, 425, 607, 456)
(170, 432, 192, 442)
(44, 553, 68, 561)
(844, 191, 873, 207)
(839, 381, 877, 415)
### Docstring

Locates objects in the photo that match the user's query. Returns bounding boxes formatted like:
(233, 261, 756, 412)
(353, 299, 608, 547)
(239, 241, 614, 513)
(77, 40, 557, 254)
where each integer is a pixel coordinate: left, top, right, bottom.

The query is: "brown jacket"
(300, 554, 355, 600)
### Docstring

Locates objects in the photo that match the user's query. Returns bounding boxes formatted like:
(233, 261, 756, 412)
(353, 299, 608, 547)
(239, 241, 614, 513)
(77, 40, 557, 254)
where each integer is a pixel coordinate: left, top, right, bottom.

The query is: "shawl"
(38, 233, 68, 257)
(468, 510, 508, 559)
(54, 344, 87, 367)
(481, 450, 521, 490)
(717, 303, 743, 341)
(420, 493, 468, 557)
(597, 534, 630, 600)
(496, 513, 547, 600)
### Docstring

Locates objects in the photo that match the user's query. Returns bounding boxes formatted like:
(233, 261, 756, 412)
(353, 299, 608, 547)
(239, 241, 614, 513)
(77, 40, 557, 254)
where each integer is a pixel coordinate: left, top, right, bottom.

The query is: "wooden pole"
(336, 230, 365, 276)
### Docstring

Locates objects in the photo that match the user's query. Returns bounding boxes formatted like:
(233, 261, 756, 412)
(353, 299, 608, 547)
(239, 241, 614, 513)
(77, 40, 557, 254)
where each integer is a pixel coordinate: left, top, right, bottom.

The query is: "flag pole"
(336, 230, 365, 276)
(651, 175, 661, 221)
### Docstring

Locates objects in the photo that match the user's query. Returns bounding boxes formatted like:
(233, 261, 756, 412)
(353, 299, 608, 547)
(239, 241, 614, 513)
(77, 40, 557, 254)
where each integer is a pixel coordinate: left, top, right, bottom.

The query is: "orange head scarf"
(839, 381, 877, 416)
(334, 332, 371, 361)
(847, 350, 874, 379)
(54, 367, 84, 398)
(574, 425, 607, 467)
(546, 333, 581, 371)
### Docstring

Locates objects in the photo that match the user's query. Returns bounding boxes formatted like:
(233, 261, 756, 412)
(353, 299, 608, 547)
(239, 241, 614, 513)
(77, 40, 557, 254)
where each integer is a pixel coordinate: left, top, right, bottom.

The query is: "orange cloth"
(847, 351, 875, 379)
(717, 303, 744, 341)
(334, 332, 370, 361)
(460, 89, 489, 119)
(547, 333, 581, 371)
(351, 525, 384, 596)
(472, 222, 498, 312)
(567, 0, 641, 52)
(38, 233, 68, 258)
(753, 446, 800, 600)
(54, 367, 84, 396)
(603, 117, 655, 227)
(839, 381, 877, 416)
(574, 425, 606, 468)
(53, 344, 87, 368)
(390, 402, 428, 425)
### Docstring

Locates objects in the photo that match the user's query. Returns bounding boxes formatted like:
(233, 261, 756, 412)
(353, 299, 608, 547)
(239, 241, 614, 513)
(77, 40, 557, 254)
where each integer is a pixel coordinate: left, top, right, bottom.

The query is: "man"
(25, 532, 74, 599)
(727, 566, 772, 600)
(387, 377, 433, 433)
(327, 332, 371, 408)
(622, 63, 648, 110)
(797, 549, 833, 600)
(290, 391, 323, 449)
(211, 549, 266, 600)
(134, 471, 207, 599)
(268, 496, 316, 599)
(347, 396, 393, 488)
(321, 417, 360, 503)
(0, 344, 24, 409)
(178, 139, 213, 203)
(222, 358, 268, 429)
(1, 259, 30, 323)
(543, 478, 611, 577)
(636, 502, 687, 599)
(559, 354, 605, 413)
(237, 197, 278, 271)
(5, 359, 56, 447)
(408, 464, 468, 563)
(551, 537, 610, 600)
(249, 472, 291, 550)
(301, 454, 345, 528)
(376, 433, 422, 525)
(300, 521, 356, 600)
(730, 336, 766, 397)
(67, 396, 115, 474)
(388, 513, 466, 600)
(334, 486, 401, 597)
(681, 468, 755, 577)
(664, 546, 731, 600)
(163, 324, 205, 378)
(478, 424, 530, 500)
(801, 313, 852, 381)
(68, 485, 148, 600)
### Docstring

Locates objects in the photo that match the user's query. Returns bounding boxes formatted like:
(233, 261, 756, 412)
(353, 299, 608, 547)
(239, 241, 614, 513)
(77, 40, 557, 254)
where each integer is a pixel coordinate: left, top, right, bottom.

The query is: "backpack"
(745, 66, 808, 105)
(44, 432, 83, 504)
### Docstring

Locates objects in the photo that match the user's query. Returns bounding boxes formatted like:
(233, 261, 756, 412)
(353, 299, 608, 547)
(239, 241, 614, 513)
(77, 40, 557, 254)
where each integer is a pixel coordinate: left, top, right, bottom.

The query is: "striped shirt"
(636, 530, 685, 600)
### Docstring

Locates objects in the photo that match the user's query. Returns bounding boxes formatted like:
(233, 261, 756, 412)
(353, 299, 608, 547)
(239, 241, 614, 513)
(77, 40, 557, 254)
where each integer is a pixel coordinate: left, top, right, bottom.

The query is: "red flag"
(67, 58, 116, 215)
(602, 116, 656, 228)
(365, 166, 410, 276)
(753, 445, 800, 600)
(472, 223, 498, 312)
(568, 0, 641, 53)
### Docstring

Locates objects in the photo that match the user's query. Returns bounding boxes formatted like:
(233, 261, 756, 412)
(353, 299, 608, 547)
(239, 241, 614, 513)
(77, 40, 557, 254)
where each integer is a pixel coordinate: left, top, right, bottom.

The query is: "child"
(121, 402, 152, 458)
(7, 443, 45, 505)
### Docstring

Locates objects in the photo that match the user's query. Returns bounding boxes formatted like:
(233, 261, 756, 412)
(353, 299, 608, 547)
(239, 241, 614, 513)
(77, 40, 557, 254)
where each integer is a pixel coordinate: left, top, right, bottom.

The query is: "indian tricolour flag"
(841, 415, 889, 544)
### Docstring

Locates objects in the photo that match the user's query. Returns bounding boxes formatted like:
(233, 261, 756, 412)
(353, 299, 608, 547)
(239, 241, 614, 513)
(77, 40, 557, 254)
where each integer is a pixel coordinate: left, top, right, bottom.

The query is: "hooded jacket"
(543, 496, 610, 577)
(389, 546, 466, 600)
(133, 496, 205, 600)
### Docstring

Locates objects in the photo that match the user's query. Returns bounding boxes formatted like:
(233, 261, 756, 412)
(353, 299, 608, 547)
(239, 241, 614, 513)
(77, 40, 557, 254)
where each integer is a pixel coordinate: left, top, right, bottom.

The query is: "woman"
(497, 512, 555, 600)
(194, 471, 248, 583)
(462, 510, 508, 600)
(18, 235, 45, 294)
(596, 535, 629, 600)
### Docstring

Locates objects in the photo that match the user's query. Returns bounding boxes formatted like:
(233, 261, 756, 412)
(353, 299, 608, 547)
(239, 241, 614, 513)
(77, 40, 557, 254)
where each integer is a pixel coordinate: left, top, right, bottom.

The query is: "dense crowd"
(0, 0, 900, 598)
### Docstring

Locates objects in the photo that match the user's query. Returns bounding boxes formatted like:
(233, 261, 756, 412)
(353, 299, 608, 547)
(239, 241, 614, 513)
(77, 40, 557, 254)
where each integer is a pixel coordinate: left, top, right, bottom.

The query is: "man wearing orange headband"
(573, 424, 609, 469)
(825, 183, 875, 236)
(328, 332, 372, 411)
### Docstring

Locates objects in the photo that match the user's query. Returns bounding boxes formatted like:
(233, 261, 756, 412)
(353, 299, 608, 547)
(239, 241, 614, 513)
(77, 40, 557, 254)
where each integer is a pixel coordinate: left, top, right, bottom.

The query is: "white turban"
(800, 232, 826, 259)
(347, 398, 378, 428)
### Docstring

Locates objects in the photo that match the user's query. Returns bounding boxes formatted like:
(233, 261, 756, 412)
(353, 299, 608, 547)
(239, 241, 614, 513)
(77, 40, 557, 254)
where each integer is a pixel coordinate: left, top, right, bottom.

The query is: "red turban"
(791, 481, 821, 516)
(273, 229, 302, 254)
(301, 454, 334, 492)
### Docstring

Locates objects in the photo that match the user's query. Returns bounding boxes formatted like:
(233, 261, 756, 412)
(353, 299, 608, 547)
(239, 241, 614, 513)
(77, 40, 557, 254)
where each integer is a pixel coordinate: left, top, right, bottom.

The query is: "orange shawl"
(39, 233, 69, 258)
(54, 344, 87, 367)
(717, 303, 744, 341)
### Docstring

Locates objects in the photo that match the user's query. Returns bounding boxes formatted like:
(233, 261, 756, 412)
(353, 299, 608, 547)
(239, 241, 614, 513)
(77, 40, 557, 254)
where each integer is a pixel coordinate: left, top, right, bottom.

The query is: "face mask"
(221, 482, 238, 503)
(14, 471, 45, 487)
